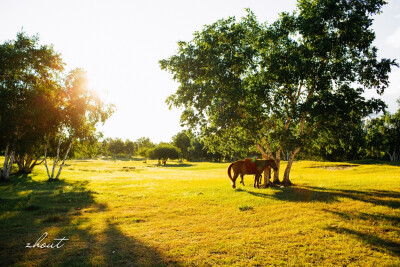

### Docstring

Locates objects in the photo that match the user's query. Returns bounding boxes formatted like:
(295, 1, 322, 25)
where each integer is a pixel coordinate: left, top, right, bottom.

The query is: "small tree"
(147, 144, 180, 165)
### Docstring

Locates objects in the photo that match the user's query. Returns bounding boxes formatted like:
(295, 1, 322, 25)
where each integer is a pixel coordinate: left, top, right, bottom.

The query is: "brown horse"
(227, 159, 278, 189)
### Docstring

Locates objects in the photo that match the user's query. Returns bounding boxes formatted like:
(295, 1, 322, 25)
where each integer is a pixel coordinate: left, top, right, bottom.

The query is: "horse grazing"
(227, 159, 278, 189)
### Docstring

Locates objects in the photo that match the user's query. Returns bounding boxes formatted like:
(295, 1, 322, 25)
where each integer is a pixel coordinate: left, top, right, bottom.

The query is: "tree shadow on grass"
(35, 210, 173, 266)
(103, 221, 175, 266)
(239, 186, 338, 203)
(305, 186, 400, 209)
(0, 176, 95, 266)
(238, 185, 400, 258)
(331, 227, 400, 256)
(0, 173, 174, 266)
(239, 186, 400, 209)
(324, 210, 400, 257)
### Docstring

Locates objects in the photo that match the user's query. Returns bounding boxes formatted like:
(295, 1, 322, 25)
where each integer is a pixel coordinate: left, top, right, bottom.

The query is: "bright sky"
(1, 0, 399, 143)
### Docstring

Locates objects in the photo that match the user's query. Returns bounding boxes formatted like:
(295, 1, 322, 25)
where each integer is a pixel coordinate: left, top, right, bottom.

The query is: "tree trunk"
(28, 158, 41, 173)
(2, 144, 10, 180)
(273, 149, 281, 184)
(44, 142, 51, 179)
(282, 147, 301, 187)
(15, 154, 23, 172)
(387, 150, 398, 162)
(256, 143, 281, 186)
(55, 141, 73, 180)
(262, 167, 273, 188)
(1, 150, 15, 181)
(49, 138, 62, 180)
(6, 151, 15, 179)
(15, 153, 38, 174)
(1, 144, 15, 181)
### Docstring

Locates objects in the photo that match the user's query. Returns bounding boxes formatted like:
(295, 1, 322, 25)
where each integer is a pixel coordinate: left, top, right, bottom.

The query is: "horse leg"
(232, 172, 240, 188)
(240, 174, 245, 186)
(255, 173, 261, 188)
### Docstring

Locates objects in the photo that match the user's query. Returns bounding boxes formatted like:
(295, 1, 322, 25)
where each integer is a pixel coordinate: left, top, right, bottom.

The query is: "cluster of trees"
(70, 130, 228, 164)
(365, 102, 400, 162)
(62, 96, 400, 164)
(296, 101, 400, 162)
(0, 33, 114, 181)
(160, 0, 398, 185)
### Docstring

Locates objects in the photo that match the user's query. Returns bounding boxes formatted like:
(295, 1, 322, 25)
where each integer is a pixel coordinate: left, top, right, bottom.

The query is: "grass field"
(0, 159, 399, 266)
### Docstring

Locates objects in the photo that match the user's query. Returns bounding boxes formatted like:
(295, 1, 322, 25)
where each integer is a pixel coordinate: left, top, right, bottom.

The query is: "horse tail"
(227, 162, 235, 183)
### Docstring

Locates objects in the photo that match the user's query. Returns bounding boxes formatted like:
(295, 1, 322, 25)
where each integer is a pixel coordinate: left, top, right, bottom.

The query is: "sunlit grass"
(0, 159, 399, 266)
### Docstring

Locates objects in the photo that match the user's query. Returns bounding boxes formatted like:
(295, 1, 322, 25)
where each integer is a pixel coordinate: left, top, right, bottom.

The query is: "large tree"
(0, 32, 64, 180)
(160, 1, 397, 186)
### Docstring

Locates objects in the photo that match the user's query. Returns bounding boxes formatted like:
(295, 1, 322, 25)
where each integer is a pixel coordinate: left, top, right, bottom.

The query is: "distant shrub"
(147, 144, 180, 165)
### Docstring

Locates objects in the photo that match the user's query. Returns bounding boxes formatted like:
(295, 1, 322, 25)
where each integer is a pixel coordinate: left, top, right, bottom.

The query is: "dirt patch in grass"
(310, 164, 358, 170)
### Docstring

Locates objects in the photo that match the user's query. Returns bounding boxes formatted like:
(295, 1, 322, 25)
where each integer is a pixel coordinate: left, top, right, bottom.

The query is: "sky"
(1, 0, 399, 143)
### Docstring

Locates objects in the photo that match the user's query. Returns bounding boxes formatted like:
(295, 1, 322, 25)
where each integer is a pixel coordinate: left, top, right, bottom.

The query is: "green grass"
(0, 159, 399, 266)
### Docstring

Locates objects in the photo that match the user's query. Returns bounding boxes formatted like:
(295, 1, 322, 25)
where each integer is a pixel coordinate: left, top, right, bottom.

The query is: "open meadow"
(0, 159, 399, 266)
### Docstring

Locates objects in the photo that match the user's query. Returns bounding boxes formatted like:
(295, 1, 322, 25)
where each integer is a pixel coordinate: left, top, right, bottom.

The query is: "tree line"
(68, 131, 227, 164)
(295, 103, 400, 162)
(61, 105, 400, 165)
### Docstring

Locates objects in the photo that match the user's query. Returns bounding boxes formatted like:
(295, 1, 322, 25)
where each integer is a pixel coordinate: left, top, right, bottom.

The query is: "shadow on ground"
(238, 185, 400, 257)
(0, 173, 174, 266)
(324, 208, 400, 257)
(239, 186, 400, 209)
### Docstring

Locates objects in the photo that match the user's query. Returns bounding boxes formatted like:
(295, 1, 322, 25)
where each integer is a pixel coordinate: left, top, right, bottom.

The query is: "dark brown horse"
(227, 159, 277, 189)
